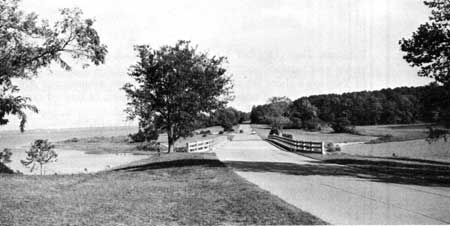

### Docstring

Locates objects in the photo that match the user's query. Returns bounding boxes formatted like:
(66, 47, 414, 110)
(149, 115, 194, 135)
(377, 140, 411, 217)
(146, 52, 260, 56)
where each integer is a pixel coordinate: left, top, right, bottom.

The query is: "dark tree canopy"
(400, 0, 450, 127)
(123, 40, 233, 152)
(0, 0, 108, 131)
(251, 84, 446, 131)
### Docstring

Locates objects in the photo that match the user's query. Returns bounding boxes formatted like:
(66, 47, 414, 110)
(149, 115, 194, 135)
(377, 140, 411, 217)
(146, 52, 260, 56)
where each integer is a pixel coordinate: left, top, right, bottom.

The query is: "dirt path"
(214, 124, 450, 225)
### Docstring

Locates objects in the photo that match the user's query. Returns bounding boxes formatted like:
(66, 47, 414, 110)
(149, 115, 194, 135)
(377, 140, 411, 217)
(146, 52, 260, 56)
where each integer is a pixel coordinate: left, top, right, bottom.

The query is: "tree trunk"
(40, 164, 43, 176)
(167, 125, 174, 153)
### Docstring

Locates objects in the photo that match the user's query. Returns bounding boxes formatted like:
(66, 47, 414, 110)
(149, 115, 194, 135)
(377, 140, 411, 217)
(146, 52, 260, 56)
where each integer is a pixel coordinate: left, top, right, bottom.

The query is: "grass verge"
(0, 152, 326, 225)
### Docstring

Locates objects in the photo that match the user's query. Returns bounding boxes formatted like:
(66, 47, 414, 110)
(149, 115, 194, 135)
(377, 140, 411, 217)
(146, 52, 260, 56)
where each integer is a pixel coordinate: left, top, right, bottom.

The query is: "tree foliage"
(250, 84, 446, 132)
(0, 0, 108, 131)
(123, 40, 232, 152)
(0, 148, 12, 164)
(21, 139, 57, 175)
(400, 0, 450, 127)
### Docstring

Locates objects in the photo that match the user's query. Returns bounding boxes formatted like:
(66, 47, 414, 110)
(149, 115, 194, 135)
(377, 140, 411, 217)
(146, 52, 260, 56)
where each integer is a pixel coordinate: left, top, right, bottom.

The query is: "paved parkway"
(214, 124, 450, 224)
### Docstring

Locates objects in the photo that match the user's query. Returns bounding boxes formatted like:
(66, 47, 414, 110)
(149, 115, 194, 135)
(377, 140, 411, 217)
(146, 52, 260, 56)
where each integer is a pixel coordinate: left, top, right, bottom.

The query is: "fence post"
(186, 142, 190, 152)
(321, 142, 326, 155)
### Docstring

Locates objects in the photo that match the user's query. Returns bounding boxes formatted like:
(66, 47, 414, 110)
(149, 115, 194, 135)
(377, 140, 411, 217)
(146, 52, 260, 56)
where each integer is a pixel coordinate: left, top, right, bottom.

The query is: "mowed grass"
(341, 139, 450, 163)
(55, 136, 153, 154)
(354, 124, 431, 142)
(0, 153, 326, 226)
(252, 124, 375, 143)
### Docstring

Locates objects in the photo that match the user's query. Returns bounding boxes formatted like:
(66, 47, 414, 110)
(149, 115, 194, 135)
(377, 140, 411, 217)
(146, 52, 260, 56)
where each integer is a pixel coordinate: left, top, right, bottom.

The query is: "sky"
(2, 0, 434, 130)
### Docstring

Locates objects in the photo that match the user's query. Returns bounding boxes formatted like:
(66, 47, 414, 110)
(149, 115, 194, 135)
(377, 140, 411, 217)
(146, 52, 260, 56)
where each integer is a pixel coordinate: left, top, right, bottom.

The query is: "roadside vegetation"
(0, 152, 326, 225)
(250, 85, 446, 134)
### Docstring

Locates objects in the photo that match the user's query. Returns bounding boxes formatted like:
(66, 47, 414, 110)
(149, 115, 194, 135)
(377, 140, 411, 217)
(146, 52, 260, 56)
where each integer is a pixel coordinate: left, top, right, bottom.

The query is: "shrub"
(269, 128, 280, 136)
(218, 131, 224, 135)
(331, 117, 355, 134)
(282, 133, 293, 139)
(63, 138, 79, 143)
(426, 127, 449, 143)
(136, 141, 161, 152)
(129, 129, 159, 143)
(326, 143, 341, 152)
(304, 118, 321, 131)
(0, 148, 12, 164)
(175, 146, 188, 152)
(239, 129, 244, 133)
(199, 130, 212, 135)
(366, 134, 400, 144)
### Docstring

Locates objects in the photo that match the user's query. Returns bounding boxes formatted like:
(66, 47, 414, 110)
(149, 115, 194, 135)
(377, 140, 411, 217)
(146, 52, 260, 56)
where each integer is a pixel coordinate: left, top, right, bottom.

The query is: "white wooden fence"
(267, 134, 326, 155)
(186, 139, 213, 152)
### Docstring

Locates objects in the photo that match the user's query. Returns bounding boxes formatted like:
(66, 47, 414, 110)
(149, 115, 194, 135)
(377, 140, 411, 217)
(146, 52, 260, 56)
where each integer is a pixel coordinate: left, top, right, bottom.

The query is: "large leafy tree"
(0, 0, 108, 131)
(399, 0, 450, 128)
(123, 40, 233, 152)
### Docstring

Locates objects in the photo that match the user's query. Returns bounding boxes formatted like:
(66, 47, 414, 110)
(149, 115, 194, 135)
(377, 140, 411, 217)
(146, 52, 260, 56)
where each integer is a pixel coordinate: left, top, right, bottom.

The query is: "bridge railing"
(186, 139, 213, 152)
(267, 134, 325, 155)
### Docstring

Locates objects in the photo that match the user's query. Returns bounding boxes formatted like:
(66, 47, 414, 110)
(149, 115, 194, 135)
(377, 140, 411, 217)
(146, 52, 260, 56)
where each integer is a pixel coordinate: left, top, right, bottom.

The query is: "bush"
(366, 134, 397, 144)
(269, 128, 280, 136)
(239, 129, 244, 133)
(218, 131, 224, 135)
(0, 148, 12, 164)
(331, 117, 355, 134)
(129, 129, 159, 143)
(304, 118, 321, 131)
(282, 133, 293, 139)
(63, 138, 79, 143)
(175, 146, 188, 152)
(426, 127, 449, 143)
(326, 143, 341, 152)
(136, 141, 161, 152)
(199, 130, 212, 135)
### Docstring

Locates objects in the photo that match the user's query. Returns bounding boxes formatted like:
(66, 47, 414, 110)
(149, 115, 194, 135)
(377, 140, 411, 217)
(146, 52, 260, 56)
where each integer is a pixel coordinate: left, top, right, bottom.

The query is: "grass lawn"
(252, 124, 376, 143)
(265, 140, 450, 187)
(354, 124, 431, 142)
(0, 152, 326, 225)
(55, 136, 155, 154)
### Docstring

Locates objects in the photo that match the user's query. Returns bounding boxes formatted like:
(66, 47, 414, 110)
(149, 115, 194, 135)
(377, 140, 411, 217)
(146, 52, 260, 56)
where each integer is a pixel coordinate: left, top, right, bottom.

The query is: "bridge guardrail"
(186, 139, 213, 152)
(267, 134, 325, 155)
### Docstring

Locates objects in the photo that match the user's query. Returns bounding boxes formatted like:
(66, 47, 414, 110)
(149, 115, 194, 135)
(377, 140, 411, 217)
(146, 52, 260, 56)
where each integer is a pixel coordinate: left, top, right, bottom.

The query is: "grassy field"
(252, 124, 376, 143)
(354, 124, 431, 143)
(254, 123, 450, 163)
(0, 152, 325, 225)
(55, 136, 154, 154)
(341, 139, 450, 163)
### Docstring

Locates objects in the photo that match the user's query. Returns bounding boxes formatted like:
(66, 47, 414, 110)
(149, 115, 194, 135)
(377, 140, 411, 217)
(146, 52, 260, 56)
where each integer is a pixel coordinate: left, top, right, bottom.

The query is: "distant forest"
(250, 83, 448, 132)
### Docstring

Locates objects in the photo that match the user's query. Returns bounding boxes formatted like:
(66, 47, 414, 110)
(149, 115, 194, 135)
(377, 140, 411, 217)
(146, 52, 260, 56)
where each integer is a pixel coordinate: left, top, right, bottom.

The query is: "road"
(214, 124, 450, 225)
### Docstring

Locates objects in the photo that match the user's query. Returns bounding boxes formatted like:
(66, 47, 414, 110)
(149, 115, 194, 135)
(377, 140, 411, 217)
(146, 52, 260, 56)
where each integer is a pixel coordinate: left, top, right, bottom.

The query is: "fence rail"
(186, 139, 213, 152)
(267, 134, 325, 154)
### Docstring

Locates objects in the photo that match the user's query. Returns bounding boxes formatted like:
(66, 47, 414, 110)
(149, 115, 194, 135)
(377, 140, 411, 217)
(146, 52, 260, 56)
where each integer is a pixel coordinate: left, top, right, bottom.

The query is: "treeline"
(250, 83, 448, 132)
(196, 107, 250, 131)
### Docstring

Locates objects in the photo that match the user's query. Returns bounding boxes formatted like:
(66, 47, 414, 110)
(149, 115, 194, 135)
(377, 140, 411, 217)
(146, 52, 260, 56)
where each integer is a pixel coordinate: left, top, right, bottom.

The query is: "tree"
(265, 96, 292, 131)
(0, 0, 108, 131)
(288, 98, 319, 130)
(0, 148, 12, 164)
(400, 0, 450, 128)
(123, 40, 233, 153)
(21, 139, 57, 175)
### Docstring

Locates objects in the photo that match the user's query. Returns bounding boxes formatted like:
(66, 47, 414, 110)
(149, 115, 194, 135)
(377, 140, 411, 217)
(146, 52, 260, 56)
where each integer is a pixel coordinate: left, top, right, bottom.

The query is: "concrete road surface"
(214, 124, 450, 224)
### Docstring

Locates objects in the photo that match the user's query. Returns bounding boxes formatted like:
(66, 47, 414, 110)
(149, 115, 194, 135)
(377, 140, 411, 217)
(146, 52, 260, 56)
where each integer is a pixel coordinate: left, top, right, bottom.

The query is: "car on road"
(251, 130, 256, 135)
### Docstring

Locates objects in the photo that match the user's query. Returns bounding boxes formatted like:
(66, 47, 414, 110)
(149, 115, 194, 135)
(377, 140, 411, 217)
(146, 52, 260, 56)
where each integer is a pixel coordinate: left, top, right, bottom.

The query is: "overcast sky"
(2, 0, 434, 130)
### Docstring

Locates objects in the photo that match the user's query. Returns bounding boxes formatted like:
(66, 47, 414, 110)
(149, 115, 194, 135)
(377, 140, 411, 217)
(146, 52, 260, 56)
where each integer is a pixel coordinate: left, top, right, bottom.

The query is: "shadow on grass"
(114, 159, 226, 172)
(225, 159, 450, 187)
